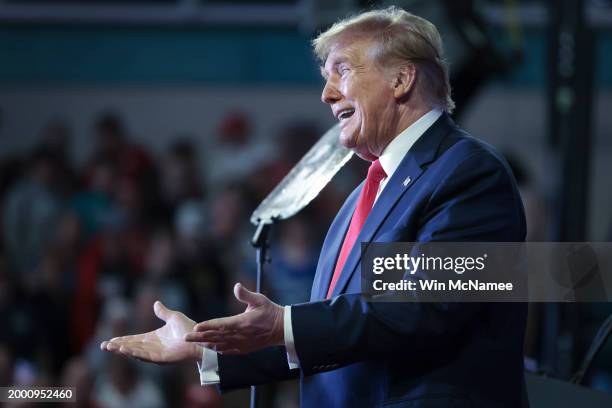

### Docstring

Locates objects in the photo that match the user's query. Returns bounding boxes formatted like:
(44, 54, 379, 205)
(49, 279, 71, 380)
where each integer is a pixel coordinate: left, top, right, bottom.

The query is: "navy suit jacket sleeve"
(217, 346, 299, 391)
(290, 146, 526, 376)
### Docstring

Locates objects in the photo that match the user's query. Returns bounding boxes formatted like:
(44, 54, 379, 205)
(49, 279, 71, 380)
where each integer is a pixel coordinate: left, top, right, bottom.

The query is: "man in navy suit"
(102, 6, 528, 407)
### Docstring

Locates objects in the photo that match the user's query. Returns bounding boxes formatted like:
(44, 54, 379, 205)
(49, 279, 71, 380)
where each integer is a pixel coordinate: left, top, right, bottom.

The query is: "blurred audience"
(206, 110, 276, 190)
(0, 110, 351, 407)
(39, 117, 79, 196)
(89, 112, 153, 184)
(269, 216, 318, 305)
(2, 148, 65, 278)
(160, 138, 205, 219)
(0, 343, 13, 386)
(61, 356, 98, 407)
(92, 356, 164, 408)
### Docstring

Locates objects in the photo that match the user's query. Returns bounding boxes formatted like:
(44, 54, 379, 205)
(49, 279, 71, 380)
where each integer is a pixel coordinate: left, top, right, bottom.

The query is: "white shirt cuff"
(197, 345, 220, 385)
(284, 305, 300, 369)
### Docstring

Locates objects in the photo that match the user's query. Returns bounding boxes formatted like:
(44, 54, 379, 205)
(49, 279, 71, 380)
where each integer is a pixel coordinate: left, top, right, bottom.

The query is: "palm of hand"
(101, 302, 200, 364)
(139, 312, 197, 363)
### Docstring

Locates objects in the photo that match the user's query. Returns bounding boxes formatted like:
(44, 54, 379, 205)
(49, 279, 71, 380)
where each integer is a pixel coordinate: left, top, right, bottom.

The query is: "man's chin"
(354, 150, 377, 162)
(338, 132, 356, 149)
(339, 134, 376, 161)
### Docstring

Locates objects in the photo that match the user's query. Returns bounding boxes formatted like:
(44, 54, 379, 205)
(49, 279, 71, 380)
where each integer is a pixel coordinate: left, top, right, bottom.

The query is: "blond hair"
(313, 6, 454, 113)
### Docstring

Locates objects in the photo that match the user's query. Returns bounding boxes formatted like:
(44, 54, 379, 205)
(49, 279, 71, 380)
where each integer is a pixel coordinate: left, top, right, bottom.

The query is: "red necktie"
(326, 159, 387, 298)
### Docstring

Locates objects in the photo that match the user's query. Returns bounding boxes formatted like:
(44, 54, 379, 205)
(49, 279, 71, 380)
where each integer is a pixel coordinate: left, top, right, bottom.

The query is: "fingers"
(118, 344, 158, 363)
(102, 339, 163, 362)
(184, 330, 240, 343)
(100, 334, 146, 351)
(233, 283, 264, 306)
(110, 333, 148, 343)
(193, 314, 246, 332)
(101, 340, 131, 353)
(185, 330, 249, 354)
(100, 340, 131, 352)
(100, 335, 160, 353)
(154, 300, 172, 322)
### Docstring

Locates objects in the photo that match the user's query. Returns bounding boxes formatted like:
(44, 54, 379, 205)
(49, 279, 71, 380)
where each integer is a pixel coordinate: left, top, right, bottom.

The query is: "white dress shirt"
(198, 109, 443, 384)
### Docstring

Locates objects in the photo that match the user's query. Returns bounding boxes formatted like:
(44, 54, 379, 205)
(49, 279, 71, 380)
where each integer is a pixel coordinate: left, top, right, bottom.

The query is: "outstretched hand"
(100, 301, 201, 364)
(184, 283, 285, 354)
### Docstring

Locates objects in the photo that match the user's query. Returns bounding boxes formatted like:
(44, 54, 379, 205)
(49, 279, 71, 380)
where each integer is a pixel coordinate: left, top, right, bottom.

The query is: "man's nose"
(321, 80, 341, 105)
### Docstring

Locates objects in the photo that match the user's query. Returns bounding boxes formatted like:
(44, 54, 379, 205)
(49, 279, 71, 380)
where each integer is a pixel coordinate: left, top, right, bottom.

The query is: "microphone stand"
(249, 221, 272, 408)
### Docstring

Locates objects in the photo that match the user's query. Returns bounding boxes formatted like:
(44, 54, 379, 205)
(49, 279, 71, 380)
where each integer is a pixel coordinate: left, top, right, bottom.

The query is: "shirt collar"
(378, 109, 443, 179)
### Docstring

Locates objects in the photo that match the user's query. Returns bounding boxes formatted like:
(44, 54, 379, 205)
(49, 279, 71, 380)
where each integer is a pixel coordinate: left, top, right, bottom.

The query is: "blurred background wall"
(1, 1, 612, 407)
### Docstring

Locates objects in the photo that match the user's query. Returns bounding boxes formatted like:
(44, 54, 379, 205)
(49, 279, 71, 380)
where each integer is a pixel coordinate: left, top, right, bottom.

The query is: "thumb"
(233, 283, 263, 306)
(154, 300, 172, 322)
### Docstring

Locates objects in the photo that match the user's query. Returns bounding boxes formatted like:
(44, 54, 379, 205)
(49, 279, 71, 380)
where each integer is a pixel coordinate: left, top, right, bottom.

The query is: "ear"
(392, 64, 416, 101)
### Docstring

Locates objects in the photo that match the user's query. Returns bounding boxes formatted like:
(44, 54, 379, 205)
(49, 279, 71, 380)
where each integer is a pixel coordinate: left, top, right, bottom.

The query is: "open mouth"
(337, 108, 355, 122)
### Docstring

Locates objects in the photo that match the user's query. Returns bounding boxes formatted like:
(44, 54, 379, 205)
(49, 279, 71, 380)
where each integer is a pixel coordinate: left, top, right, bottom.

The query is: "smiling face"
(321, 39, 402, 161)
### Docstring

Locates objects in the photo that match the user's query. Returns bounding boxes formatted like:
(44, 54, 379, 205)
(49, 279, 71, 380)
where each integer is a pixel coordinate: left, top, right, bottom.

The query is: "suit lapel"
(311, 184, 362, 300)
(328, 113, 456, 298)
